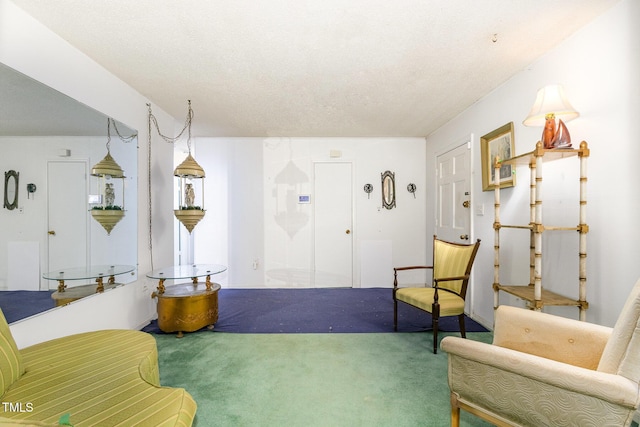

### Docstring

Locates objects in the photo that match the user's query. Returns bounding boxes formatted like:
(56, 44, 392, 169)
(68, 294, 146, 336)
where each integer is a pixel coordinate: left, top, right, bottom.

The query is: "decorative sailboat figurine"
(542, 117, 572, 149)
(550, 119, 572, 148)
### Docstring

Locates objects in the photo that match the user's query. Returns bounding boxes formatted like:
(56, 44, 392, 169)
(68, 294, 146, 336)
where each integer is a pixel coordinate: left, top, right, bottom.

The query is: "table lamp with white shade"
(523, 84, 579, 149)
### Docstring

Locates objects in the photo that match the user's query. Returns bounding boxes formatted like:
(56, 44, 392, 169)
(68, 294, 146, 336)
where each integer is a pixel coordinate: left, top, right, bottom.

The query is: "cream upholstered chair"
(441, 278, 640, 427)
(393, 236, 481, 354)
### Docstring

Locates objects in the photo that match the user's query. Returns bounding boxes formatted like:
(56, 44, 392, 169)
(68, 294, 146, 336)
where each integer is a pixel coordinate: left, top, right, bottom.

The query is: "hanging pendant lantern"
(174, 101, 205, 233)
(90, 119, 126, 235)
(174, 153, 206, 233)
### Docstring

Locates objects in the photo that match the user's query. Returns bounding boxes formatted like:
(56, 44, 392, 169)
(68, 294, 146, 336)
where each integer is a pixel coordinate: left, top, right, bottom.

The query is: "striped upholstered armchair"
(442, 278, 640, 427)
(393, 235, 481, 354)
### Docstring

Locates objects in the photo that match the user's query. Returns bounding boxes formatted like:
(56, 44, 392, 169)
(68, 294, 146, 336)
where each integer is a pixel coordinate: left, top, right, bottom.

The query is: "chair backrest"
(598, 277, 640, 382)
(432, 237, 480, 297)
(0, 309, 24, 395)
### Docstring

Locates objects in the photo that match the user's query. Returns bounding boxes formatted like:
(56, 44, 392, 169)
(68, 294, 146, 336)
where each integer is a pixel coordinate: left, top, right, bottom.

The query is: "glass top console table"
(146, 264, 227, 295)
(146, 264, 227, 337)
(43, 265, 136, 306)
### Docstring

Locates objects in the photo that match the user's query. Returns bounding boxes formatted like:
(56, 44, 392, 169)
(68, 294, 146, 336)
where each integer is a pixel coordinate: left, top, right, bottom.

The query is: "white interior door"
(313, 162, 353, 288)
(436, 143, 471, 243)
(47, 161, 89, 290)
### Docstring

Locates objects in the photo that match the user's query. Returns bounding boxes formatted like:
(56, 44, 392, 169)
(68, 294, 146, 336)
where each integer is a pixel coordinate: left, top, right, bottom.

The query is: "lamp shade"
(523, 84, 579, 127)
(91, 152, 125, 178)
(174, 153, 205, 178)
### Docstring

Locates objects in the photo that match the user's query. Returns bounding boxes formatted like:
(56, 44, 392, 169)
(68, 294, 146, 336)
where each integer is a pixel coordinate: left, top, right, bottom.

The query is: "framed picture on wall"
(481, 122, 516, 191)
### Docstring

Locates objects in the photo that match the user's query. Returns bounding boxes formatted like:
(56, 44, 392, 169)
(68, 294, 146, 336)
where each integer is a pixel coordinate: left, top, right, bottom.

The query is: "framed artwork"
(481, 122, 516, 191)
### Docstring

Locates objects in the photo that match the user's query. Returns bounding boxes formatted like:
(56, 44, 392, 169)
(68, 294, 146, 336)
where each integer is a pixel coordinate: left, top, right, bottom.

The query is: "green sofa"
(0, 310, 196, 426)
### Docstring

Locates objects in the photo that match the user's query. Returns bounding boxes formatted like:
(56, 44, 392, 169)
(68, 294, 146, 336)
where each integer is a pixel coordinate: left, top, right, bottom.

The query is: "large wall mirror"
(0, 62, 138, 323)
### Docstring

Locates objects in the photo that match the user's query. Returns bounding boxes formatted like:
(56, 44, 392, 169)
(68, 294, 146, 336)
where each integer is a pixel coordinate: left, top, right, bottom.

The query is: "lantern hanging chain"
(147, 100, 194, 152)
(105, 118, 112, 153)
(105, 118, 138, 154)
(145, 99, 194, 270)
(147, 104, 154, 269)
(187, 103, 193, 153)
(110, 118, 138, 144)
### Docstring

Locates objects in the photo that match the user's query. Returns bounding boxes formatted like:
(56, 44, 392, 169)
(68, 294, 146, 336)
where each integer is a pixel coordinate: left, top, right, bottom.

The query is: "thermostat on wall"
(298, 194, 310, 204)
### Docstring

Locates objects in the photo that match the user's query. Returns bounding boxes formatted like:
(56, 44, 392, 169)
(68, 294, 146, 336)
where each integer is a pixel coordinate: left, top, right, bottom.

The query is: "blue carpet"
(143, 287, 489, 334)
(0, 291, 56, 323)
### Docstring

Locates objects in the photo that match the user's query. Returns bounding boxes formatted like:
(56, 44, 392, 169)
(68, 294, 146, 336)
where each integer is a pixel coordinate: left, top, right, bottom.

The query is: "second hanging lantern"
(173, 101, 205, 233)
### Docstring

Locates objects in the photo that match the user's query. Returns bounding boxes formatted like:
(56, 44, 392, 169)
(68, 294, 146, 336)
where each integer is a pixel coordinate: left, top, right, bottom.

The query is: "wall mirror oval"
(3, 170, 19, 210)
(381, 170, 396, 210)
(0, 62, 138, 323)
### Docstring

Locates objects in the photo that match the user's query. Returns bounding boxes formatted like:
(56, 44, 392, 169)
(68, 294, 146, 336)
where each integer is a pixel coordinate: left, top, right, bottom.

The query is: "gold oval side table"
(147, 264, 227, 337)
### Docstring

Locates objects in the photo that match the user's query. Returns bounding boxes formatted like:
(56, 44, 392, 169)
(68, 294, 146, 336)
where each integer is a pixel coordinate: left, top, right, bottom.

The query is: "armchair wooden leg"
(432, 303, 440, 354)
(450, 393, 461, 427)
(458, 314, 467, 339)
(451, 407, 460, 427)
(433, 319, 439, 354)
(393, 298, 398, 332)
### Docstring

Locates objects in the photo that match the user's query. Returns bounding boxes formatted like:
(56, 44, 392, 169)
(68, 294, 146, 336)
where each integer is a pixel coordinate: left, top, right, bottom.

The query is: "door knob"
(462, 200, 470, 208)
(460, 234, 469, 240)
(48, 230, 56, 236)
(345, 230, 351, 234)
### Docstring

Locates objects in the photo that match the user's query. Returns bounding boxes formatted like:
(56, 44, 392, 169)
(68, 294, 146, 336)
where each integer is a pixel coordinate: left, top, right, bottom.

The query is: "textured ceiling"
(7, 0, 619, 137)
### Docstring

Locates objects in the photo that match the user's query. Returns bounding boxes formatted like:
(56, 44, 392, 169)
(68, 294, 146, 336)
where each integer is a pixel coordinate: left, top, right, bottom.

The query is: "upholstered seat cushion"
(0, 311, 24, 396)
(396, 288, 464, 316)
(2, 330, 196, 426)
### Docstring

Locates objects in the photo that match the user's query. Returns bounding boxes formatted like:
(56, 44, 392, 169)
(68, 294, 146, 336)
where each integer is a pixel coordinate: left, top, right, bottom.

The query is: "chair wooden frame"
(393, 236, 480, 353)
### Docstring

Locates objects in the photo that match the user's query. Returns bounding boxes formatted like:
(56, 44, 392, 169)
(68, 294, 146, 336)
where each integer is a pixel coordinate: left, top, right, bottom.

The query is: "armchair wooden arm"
(393, 266, 433, 272)
(393, 266, 432, 287)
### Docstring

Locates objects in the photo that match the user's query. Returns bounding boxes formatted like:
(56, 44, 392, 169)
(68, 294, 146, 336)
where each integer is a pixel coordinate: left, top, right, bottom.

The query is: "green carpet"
(154, 331, 494, 426)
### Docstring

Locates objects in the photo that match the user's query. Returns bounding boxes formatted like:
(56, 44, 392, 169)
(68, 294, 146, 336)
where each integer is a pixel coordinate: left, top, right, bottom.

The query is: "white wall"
(426, 0, 640, 328)
(190, 137, 427, 289)
(1, 0, 177, 348)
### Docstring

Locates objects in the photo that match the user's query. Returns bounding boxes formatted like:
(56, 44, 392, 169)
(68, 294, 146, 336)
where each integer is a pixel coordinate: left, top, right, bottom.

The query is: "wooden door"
(47, 160, 89, 289)
(436, 143, 471, 243)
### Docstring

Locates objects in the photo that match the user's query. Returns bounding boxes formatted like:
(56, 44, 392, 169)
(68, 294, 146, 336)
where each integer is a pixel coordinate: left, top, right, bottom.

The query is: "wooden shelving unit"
(492, 141, 590, 320)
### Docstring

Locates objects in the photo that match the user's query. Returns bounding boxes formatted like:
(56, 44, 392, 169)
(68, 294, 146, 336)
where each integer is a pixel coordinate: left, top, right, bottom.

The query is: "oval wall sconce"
(407, 183, 417, 198)
(363, 183, 373, 199)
